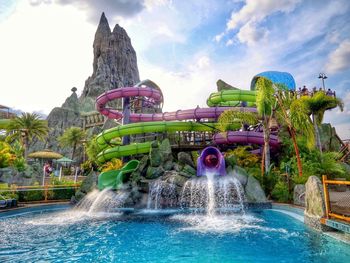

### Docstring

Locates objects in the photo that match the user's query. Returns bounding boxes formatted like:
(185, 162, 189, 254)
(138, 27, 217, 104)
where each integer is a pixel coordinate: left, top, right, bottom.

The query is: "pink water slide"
(96, 87, 256, 121)
(96, 86, 279, 148)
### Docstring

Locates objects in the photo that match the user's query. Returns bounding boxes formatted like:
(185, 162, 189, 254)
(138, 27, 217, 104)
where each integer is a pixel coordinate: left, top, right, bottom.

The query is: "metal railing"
(0, 184, 81, 203)
(322, 175, 350, 223)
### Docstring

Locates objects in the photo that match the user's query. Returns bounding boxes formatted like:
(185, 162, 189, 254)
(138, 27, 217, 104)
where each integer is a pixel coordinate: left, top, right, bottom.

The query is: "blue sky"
(0, 0, 349, 138)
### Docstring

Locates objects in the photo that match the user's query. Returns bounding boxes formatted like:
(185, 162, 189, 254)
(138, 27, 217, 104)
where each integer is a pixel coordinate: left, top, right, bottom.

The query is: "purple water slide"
(96, 87, 256, 122)
(197, 146, 226, 176)
(213, 131, 280, 148)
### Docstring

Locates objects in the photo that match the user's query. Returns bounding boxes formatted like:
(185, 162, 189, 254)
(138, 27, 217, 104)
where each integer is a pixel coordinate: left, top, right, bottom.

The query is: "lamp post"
(318, 73, 327, 91)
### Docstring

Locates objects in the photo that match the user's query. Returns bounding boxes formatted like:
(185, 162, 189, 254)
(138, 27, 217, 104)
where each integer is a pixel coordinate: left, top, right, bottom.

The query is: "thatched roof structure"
(28, 149, 63, 159)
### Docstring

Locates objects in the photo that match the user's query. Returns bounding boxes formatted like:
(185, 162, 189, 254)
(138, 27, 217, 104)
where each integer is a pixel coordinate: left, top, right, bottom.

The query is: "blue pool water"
(0, 207, 349, 262)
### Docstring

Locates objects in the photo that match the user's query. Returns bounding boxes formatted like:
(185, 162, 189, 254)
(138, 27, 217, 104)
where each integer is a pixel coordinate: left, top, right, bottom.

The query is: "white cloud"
(227, 0, 300, 30)
(325, 40, 350, 73)
(30, 0, 146, 23)
(237, 21, 268, 46)
(0, 1, 95, 114)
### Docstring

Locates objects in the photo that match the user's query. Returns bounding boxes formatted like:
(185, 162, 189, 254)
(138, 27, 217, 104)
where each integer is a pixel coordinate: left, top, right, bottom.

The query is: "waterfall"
(180, 174, 245, 214)
(147, 178, 177, 209)
(75, 189, 128, 214)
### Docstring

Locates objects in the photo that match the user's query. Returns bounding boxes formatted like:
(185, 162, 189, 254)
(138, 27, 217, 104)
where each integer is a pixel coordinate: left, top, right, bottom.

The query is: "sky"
(0, 0, 349, 139)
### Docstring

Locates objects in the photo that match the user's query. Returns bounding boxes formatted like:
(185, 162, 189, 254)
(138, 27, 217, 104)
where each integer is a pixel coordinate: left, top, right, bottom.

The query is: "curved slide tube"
(197, 146, 226, 177)
(98, 160, 139, 190)
(207, 90, 256, 107)
(213, 131, 279, 149)
(95, 86, 278, 163)
(96, 121, 224, 163)
(96, 87, 256, 122)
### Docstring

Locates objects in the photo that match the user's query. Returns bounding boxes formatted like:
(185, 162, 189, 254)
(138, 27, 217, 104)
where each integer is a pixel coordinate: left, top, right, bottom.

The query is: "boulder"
(245, 175, 267, 202)
(178, 152, 195, 168)
(146, 166, 164, 179)
(149, 142, 162, 167)
(232, 166, 248, 186)
(304, 176, 330, 231)
(71, 171, 98, 203)
(163, 160, 174, 171)
(293, 184, 306, 207)
(163, 171, 188, 188)
(181, 164, 197, 177)
(159, 139, 173, 163)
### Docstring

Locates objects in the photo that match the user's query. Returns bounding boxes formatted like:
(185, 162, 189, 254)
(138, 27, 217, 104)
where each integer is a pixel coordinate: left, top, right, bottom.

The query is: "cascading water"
(147, 178, 177, 209)
(180, 172, 246, 215)
(75, 188, 129, 214)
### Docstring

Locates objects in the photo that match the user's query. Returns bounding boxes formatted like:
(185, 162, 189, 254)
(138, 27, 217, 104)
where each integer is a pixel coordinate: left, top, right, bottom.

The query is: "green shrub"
(271, 181, 290, 202)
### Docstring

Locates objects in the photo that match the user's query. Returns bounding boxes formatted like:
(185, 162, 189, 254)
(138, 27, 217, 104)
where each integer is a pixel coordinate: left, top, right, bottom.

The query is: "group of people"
(297, 86, 336, 98)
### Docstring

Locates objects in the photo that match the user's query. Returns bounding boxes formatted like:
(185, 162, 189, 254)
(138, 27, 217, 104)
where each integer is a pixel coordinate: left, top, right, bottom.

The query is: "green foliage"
(11, 141, 26, 171)
(0, 183, 18, 200)
(101, 158, 123, 172)
(81, 160, 93, 174)
(191, 151, 199, 166)
(271, 181, 290, 202)
(6, 112, 49, 144)
(225, 146, 260, 168)
(86, 135, 100, 163)
(58, 127, 86, 159)
(301, 91, 344, 124)
(255, 77, 275, 117)
(218, 110, 258, 132)
(289, 98, 315, 149)
(0, 141, 15, 168)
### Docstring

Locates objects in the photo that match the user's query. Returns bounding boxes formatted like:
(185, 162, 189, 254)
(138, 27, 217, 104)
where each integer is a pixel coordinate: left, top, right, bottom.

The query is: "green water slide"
(96, 121, 223, 163)
(98, 160, 140, 190)
(0, 119, 10, 129)
(207, 90, 256, 107)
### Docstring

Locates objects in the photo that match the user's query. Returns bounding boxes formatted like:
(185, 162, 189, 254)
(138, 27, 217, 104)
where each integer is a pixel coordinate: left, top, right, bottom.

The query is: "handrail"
(322, 175, 350, 223)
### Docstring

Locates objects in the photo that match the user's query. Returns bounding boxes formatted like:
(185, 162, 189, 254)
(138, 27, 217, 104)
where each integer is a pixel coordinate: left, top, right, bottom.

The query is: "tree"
(274, 89, 315, 177)
(58, 127, 86, 160)
(6, 113, 49, 159)
(255, 77, 276, 174)
(300, 92, 343, 152)
(219, 77, 275, 175)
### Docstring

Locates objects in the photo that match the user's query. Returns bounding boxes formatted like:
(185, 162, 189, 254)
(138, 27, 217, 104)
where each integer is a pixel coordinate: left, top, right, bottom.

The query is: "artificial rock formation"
(79, 12, 140, 112)
(304, 176, 330, 231)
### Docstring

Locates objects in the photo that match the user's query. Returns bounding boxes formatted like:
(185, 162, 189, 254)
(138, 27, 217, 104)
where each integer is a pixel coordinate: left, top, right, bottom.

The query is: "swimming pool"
(0, 206, 349, 262)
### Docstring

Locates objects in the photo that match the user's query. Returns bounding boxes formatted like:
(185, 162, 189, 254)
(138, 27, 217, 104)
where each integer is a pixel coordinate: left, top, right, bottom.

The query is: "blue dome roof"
(250, 71, 296, 91)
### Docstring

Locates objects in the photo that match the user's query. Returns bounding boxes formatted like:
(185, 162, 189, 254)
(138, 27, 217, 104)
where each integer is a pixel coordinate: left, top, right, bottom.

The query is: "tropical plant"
(6, 113, 49, 159)
(271, 181, 290, 202)
(300, 91, 343, 152)
(58, 127, 86, 160)
(274, 88, 315, 176)
(100, 158, 123, 172)
(0, 141, 16, 168)
(219, 77, 276, 176)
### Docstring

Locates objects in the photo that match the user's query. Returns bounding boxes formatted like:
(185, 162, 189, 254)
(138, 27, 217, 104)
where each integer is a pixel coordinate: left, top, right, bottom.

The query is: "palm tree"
(7, 113, 49, 159)
(58, 127, 86, 160)
(219, 77, 275, 175)
(300, 92, 343, 152)
(274, 89, 315, 177)
(255, 77, 276, 174)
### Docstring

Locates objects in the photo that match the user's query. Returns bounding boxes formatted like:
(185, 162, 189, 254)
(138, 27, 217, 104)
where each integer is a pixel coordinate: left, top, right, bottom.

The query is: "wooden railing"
(322, 175, 350, 223)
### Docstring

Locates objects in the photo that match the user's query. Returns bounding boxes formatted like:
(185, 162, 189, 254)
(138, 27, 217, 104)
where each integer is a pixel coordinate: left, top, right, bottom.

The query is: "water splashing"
(147, 178, 177, 209)
(181, 173, 245, 214)
(75, 188, 128, 214)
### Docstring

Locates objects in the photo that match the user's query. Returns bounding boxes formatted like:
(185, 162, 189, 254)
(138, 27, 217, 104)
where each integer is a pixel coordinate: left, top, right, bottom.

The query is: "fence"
(322, 175, 350, 223)
(0, 184, 81, 204)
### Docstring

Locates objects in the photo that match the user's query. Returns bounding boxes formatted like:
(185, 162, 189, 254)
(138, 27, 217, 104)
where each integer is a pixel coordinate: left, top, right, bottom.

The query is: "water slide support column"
(122, 97, 131, 162)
